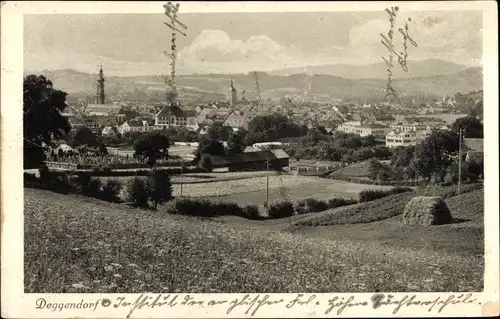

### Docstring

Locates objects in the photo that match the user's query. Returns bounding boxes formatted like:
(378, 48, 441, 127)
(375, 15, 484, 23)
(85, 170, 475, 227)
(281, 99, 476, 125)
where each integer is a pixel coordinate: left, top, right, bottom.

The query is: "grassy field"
(287, 189, 484, 258)
(24, 188, 483, 293)
(110, 174, 393, 203)
(328, 160, 371, 179)
(292, 184, 482, 227)
(178, 176, 393, 205)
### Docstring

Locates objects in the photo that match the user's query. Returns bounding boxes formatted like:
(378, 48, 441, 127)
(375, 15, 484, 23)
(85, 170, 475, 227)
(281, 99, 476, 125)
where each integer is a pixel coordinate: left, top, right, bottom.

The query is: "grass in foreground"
(25, 188, 483, 293)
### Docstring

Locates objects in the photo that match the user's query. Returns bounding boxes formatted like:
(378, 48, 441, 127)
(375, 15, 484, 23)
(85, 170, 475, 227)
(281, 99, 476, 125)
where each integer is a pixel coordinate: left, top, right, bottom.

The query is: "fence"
(45, 161, 79, 170)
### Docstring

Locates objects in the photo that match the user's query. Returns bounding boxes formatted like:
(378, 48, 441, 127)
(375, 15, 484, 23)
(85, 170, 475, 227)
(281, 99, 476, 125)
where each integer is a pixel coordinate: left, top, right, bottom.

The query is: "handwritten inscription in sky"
(380, 6, 418, 105)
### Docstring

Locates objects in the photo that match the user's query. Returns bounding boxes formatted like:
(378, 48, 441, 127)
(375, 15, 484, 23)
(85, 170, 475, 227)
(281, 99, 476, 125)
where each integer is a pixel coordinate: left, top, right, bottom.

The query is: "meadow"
(24, 187, 483, 293)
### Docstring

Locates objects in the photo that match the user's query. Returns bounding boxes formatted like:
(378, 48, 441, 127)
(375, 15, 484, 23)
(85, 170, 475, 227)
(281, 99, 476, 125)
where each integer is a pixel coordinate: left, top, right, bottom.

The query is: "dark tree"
(367, 158, 383, 181)
(133, 131, 170, 167)
(390, 145, 416, 168)
(198, 154, 213, 172)
(146, 168, 173, 210)
(98, 143, 108, 155)
(195, 135, 226, 158)
(450, 116, 483, 138)
(226, 130, 247, 155)
(69, 126, 97, 147)
(412, 130, 460, 180)
(123, 131, 143, 146)
(207, 124, 233, 141)
(23, 75, 71, 168)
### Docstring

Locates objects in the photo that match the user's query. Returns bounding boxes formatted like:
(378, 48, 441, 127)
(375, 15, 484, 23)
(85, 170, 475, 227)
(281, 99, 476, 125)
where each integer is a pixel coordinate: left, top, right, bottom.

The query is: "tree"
(368, 158, 383, 181)
(69, 126, 97, 147)
(411, 130, 460, 180)
(146, 168, 173, 210)
(195, 135, 225, 158)
(247, 113, 308, 144)
(23, 75, 71, 168)
(450, 116, 483, 138)
(98, 143, 108, 155)
(198, 154, 213, 172)
(133, 131, 170, 167)
(226, 130, 246, 155)
(390, 145, 416, 168)
(207, 124, 233, 141)
(123, 131, 143, 146)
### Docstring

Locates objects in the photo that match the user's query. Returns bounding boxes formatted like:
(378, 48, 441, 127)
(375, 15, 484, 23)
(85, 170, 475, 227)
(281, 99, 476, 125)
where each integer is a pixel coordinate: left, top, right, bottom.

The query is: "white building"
(389, 121, 429, 133)
(336, 121, 389, 138)
(119, 120, 149, 134)
(385, 130, 419, 148)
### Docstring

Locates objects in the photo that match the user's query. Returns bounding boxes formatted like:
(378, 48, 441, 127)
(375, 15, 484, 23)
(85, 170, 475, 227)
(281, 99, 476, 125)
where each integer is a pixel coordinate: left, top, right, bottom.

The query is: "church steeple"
(96, 64, 105, 104)
(227, 79, 237, 108)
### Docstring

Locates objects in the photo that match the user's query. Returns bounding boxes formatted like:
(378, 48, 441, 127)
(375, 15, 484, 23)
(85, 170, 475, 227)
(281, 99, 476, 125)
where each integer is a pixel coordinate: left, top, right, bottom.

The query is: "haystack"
(402, 196, 453, 225)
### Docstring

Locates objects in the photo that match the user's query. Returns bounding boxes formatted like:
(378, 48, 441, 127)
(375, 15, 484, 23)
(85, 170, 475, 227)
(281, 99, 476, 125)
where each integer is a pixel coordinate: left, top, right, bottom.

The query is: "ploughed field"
(25, 187, 483, 293)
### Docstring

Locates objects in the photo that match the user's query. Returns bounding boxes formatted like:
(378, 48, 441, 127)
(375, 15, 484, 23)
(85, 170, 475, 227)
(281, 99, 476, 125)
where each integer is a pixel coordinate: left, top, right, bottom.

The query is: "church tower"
(227, 80, 237, 108)
(95, 65, 105, 104)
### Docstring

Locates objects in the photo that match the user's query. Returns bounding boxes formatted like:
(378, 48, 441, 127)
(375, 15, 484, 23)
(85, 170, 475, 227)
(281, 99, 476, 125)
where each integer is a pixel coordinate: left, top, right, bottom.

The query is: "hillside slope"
(24, 188, 482, 293)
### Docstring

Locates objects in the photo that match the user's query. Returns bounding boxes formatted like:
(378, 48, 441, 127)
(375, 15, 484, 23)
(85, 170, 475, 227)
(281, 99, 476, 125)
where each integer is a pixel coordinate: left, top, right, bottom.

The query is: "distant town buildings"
(155, 103, 198, 130)
(336, 121, 389, 139)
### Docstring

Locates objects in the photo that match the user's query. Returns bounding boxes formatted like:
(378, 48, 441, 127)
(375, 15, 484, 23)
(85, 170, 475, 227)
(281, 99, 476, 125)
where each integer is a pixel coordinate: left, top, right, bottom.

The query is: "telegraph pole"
(266, 158, 270, 210)
(458, 128, 463, 194)
(180, 162, 184, 197)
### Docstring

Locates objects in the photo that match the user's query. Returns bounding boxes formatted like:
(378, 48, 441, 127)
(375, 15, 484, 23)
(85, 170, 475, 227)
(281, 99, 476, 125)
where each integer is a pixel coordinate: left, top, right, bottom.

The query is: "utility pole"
(458, 128, 463, 194)
(266, 158, 270, 211)
(180, 162, 184, 197)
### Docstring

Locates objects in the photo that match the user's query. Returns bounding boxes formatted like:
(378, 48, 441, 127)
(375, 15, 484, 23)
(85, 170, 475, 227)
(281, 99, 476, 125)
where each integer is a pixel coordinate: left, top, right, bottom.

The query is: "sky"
(24, 10, 483, 76)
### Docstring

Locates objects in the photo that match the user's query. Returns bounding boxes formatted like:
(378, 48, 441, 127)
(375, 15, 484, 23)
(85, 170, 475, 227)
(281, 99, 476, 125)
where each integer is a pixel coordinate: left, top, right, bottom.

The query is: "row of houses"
(335, 119, 452, 148)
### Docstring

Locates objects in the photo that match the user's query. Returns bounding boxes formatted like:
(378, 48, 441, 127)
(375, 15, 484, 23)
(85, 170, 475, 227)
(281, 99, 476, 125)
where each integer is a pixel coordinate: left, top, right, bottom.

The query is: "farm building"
(207, 149, 290, 172)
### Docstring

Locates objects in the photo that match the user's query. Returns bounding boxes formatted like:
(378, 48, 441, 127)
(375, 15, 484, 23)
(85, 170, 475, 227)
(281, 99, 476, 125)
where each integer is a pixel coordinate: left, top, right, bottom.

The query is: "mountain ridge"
(24, 65, 482, 102)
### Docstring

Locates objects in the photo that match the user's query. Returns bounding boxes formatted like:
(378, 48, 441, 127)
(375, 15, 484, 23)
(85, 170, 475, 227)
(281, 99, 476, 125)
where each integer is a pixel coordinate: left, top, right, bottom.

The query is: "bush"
(76, 174, 102, 198)
(359, 187, 413, 202)
(359, 189, 389, 202)
(243, 205, 260, 219)
(304, 198, 329, 213)
(126, 177, 149, 208)
(173, 199, 215, 217)
(389, 186, 413, 195)
(99, 179, 122, 203)
(215, 202, 244, 216)
(199, 154, 213, 172)
(294, 200, 308, 215)
(327, 197, 358, 209)
(24, 172, 40, 187)
(268, 200, 294, 219)
(38, 168, 74, 194)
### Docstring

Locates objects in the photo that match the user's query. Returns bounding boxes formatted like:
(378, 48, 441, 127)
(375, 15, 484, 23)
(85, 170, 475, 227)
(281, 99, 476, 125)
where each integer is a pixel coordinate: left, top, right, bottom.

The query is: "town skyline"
(24, 10, 482, 76)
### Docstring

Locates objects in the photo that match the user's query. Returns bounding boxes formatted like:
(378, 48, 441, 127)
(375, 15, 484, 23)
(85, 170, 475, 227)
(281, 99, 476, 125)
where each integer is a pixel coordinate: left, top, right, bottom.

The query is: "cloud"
(175, 30, 300, 73)
(346, 11, 482, 66)
(178, 30, 286, 63)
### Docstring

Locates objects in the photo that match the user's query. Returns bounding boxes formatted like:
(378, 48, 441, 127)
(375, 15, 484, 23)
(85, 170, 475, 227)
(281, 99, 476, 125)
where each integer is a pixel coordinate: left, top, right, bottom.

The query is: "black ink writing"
(227, 294, 284, 316)
(325, 296, 369, 315)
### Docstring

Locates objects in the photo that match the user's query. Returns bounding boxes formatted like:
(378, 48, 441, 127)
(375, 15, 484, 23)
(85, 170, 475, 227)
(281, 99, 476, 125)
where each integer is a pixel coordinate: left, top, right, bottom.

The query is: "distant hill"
(356, 67, 483, 97)
(269, 59, 472, 80)
(23, 65, 482, 103)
